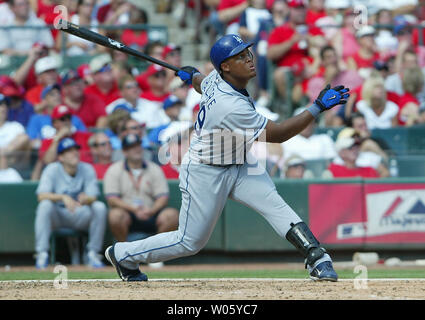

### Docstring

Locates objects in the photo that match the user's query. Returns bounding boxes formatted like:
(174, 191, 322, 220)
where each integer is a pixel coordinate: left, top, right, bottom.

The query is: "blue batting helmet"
(210, 34, 253, 71)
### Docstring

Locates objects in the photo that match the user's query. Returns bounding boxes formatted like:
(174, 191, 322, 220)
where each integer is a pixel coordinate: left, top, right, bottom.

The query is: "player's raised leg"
(105, 161, 236, 281)
(229, 158, 338, 281)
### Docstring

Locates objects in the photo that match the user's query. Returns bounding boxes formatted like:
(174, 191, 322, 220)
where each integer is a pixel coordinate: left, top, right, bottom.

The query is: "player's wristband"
(307, 104, 321, 118)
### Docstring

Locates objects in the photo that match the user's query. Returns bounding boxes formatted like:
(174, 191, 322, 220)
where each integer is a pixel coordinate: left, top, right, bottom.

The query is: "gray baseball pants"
(34, 200, 107, 254)
(113, 158, 309, 270)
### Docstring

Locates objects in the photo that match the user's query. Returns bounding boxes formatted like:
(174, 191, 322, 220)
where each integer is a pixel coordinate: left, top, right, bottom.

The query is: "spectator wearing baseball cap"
(327, 128, 379, 179)
(0, 75, 34, 127)
(37, 104, 93, 172)
(25, 55, 61, 106)
(346, 26, 381, 79)
(10, 42, 50, 96)
(136, 41, 165, 91)
(283, 155, 307, 179)
(34, 136, 107, 269)
(105, 74, 161, 130)
(147, 95, 185, 147)
(61, 69, 108, 128)
(140, 65, 170, 102)
(26, 83, 88, 149)
(133, 65, 173, 129)
(84, 54, 121, 105)
(148, 95, 193, 146)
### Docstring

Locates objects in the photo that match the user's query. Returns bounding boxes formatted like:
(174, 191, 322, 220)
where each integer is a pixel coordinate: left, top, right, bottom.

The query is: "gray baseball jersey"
(36, 162, 99, 200)
(189, 70, 267, 165)
(112, 71, 331, 269)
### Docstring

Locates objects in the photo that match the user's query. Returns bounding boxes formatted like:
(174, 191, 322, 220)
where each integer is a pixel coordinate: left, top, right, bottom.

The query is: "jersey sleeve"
(36, 164, 56, 194)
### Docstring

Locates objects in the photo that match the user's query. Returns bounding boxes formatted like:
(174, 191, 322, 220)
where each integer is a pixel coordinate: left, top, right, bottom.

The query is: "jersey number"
(195, 103, 206, 135)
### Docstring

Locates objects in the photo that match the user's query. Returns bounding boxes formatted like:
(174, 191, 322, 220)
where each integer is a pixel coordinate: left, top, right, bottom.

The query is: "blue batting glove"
(314, 84, 350, 112)
(175, 66, 200, 85)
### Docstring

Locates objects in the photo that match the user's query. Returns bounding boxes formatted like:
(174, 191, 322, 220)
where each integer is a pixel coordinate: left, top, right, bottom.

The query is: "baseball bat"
(57, 19, 180, 72)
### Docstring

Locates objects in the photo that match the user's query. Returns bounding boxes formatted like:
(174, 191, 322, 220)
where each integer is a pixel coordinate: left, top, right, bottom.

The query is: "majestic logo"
(108, 38, 124, 49)
(337, 190, 425, 239)
(328, 95, 337, 100)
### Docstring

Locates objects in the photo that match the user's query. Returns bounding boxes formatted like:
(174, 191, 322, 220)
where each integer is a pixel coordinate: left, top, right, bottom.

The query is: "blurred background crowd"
(1, 0, 425, 183)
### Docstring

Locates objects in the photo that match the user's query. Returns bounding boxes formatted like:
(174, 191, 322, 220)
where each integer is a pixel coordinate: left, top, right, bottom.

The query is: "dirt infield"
(1, 263, 425, 300)
(1, 278, 425, 300)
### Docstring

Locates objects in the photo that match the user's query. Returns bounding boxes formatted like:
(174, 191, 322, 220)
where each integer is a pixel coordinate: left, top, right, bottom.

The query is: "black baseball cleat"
(105, 245, 148, 282)
(309, 261, 338, 282)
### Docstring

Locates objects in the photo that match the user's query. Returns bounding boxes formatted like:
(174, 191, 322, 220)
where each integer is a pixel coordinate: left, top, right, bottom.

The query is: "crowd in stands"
(2, 0, 425, 268)
(1, 0, 425, 184)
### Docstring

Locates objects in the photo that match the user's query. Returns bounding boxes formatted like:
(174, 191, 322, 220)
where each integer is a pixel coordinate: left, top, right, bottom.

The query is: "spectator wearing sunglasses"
(62, 69, 108, 128)
(88, 132, 113, 180)
(105, 75, 160, 129)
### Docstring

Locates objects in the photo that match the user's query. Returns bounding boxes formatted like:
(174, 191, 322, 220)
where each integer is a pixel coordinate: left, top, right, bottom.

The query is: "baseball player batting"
(105, 34, 350, 282)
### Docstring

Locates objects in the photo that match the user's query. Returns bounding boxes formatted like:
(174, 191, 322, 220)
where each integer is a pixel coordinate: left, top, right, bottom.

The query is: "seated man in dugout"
(103, 133, 179, 266)
(34, 137, 108, 269)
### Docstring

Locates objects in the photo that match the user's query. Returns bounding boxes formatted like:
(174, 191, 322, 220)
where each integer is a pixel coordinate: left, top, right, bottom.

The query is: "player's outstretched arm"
(176, 66, 205, 94)
(265, 84, 350, 143)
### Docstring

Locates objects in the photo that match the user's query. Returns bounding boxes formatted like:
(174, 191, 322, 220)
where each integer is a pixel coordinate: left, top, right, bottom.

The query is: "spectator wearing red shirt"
(39, 104, 92, 166)
(328, 134, 379, 179)
(331, 10, 360, 62)
(346, 26, 380, 79)
(62, 70, 108, 128)
(217, 0, 248, 34)
(267, 0, 324, 103)
(136, 41, 165, 91)
(305, 0, 326, 26)
(96, 0, 130, 25)
(84, 54, 121, 106)
(397, 67, 424, 126)
(88, 132, 113, 179)
(161, 133, 189, 179)
(140, 65, 170, 103)
(12, 43, 49, 92)
(32, 0, 65, 40)
(120, 6, 149, 51)
(161, 44, 182, 91)
(25, 55, 60, 107)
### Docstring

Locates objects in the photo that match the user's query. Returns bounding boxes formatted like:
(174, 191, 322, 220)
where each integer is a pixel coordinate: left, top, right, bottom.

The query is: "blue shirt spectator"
(27, 114, 87, 140)
(7, 98, 34, 127)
